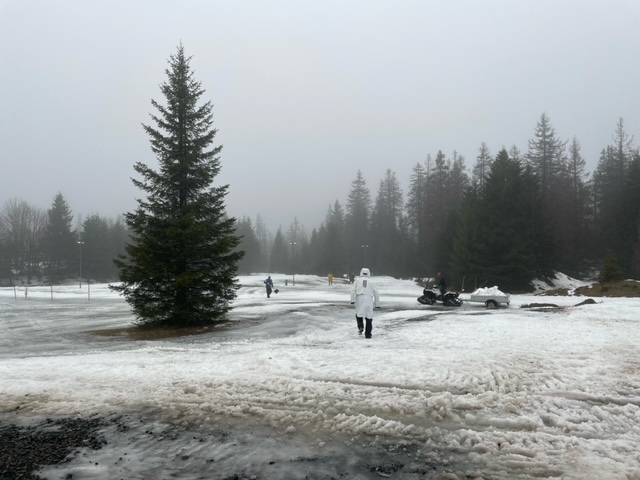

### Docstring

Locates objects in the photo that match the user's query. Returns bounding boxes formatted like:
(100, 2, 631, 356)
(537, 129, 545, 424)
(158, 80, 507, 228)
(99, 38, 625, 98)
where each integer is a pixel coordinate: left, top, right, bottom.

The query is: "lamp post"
(289, 241, 296, 286)
(361, 244, 368, 267)
(77, 240, 84, 288)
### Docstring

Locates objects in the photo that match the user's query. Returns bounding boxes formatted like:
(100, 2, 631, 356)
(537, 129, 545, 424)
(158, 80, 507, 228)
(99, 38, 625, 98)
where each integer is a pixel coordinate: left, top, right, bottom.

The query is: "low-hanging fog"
(1, 0, 640, 232)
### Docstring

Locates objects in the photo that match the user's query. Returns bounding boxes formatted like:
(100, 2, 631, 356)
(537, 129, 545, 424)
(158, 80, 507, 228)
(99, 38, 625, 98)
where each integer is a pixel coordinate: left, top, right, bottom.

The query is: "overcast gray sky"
(2, 0, 639, 232)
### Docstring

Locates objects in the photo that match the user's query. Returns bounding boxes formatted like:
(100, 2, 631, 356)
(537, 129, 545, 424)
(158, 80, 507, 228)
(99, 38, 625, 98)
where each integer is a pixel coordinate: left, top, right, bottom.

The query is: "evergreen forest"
(2, 114, 639, 292)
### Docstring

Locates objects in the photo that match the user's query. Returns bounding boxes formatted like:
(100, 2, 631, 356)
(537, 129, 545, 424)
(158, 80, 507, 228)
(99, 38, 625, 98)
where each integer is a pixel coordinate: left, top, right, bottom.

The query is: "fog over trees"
(1, 115, 639, 291)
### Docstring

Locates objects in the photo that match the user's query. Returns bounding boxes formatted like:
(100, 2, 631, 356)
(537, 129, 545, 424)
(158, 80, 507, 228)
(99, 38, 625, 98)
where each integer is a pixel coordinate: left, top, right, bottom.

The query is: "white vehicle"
(467, 286, 510, 308)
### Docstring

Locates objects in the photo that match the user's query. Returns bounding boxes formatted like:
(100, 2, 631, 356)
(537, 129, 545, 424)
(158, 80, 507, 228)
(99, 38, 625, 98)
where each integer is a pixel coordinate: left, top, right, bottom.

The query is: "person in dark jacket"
(437, 272, 447, 302)
(264, 276, 274, 298)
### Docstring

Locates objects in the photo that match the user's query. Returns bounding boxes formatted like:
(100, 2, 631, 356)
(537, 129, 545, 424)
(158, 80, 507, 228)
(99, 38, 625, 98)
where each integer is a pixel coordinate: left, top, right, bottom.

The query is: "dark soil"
(574, 280, 640, 297)
(542, 279, 640, 297)
(0, 417, 107, 480)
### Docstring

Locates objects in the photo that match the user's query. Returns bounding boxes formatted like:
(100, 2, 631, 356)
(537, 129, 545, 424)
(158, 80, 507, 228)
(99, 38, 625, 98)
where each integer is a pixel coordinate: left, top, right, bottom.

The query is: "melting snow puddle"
(3, 412, 490, 480)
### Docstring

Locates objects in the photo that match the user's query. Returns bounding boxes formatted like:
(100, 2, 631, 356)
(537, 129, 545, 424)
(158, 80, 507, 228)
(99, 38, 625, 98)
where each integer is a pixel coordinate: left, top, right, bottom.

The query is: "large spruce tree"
(235, 217, 262, 275)
(592, 119, 636, 274)
(345, 171, 372, 273)
(318, 201, 346, 276)
(112, 45, 243, 327)
(42, 192, 77, 283)
(370, 169, 404, 276)
(82, 214, 115, 282)
(452, 149, 553, 291)
(269, 228, 289, 273)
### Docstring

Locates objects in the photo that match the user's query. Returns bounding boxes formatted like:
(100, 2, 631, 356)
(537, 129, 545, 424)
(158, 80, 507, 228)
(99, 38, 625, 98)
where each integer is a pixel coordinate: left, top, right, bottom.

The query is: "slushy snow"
(1, 274, 639, 479)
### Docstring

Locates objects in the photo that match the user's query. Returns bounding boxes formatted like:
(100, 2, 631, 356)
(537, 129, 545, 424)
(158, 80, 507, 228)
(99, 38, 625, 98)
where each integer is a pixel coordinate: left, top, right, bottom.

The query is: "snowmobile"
(417, 286, 463, 307)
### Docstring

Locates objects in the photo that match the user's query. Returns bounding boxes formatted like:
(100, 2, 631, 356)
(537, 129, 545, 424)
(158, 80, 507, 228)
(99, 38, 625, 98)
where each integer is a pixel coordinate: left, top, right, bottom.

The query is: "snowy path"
(1, 275, 640, 479)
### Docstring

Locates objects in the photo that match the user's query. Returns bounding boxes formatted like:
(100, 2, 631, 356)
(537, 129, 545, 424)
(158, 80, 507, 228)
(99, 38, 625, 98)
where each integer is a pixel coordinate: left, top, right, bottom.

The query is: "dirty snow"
(1, 274, 639, 479)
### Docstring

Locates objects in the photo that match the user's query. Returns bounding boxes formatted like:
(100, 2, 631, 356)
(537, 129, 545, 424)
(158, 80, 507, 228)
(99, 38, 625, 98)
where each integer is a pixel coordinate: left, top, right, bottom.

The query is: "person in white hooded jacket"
(350, 267, 380, 338)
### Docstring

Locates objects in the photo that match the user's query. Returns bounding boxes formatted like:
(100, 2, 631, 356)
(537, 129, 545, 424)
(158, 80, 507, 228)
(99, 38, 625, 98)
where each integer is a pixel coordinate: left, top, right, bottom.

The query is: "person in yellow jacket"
(328, 273, 334, 285)
(350, 268, 380, 338)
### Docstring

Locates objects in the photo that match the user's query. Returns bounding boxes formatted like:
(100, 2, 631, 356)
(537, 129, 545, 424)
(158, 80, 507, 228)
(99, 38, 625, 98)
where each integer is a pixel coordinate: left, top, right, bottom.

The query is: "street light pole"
(289, 241, 296, 286)
(361, 244, 368, 267)
(77, 240, 84, 288)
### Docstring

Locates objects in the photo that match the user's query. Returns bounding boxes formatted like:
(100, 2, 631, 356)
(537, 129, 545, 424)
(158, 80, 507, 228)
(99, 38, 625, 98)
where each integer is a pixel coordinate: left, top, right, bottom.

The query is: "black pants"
(266, 286, 272, 297)
(356, 316, 373, 338)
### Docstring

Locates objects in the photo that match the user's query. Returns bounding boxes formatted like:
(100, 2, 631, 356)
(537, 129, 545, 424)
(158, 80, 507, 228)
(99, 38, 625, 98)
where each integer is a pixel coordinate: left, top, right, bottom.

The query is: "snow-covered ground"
(1, 274, 639, 479)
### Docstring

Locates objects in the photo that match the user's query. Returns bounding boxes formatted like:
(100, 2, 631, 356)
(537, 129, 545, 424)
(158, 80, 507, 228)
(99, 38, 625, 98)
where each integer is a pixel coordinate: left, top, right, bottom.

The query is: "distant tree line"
(2, 114, 639, 291)
(0, 193, 128, 286)
(235, 115, 640, 291)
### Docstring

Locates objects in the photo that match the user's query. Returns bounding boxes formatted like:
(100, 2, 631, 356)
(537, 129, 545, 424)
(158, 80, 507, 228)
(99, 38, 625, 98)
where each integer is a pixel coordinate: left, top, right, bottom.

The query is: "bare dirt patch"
(541, 280, 640, 298)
